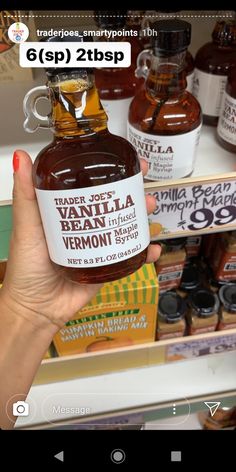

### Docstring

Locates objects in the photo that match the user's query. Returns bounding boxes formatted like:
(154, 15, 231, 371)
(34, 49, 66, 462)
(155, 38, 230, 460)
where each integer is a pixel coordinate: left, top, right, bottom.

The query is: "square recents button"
(171, 451, 182, 462)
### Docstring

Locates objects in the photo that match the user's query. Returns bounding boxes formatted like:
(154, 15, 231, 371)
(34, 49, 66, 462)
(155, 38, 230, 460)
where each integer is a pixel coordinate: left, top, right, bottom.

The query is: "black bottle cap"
(180, 265, 201, 291)
(158, 291, 187, 323)
(219, 284, 236, 313)
(151, 19, 191, 54)
(94, 10, 127, 29)
(190, 289, 217, 317)
(43, 35, 92, 78)
(162, 237, 187, 251)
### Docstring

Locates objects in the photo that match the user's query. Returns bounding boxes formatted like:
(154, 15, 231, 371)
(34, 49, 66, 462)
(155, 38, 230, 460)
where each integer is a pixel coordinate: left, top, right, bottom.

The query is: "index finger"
(140, 159, 148, 177)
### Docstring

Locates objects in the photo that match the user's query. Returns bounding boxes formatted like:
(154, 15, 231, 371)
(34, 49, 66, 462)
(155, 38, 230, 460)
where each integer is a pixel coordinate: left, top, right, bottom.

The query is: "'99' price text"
(188, 205, 236, 230)
(20, 42, 131, 68)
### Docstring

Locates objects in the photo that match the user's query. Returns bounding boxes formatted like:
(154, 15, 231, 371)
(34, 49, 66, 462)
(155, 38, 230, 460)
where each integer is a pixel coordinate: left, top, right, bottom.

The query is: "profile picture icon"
(8, 22, 29, 44)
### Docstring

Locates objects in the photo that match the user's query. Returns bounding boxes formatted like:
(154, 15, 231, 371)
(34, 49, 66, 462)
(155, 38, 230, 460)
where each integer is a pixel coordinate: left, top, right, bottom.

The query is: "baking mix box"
(43, 344, 56, 360)
(53, 263, 159, 356)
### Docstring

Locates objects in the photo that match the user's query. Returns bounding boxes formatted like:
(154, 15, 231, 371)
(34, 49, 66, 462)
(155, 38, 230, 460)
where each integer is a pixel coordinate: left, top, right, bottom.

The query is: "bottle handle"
(135, 49, 153, 79)
(23, 85, 51, 133)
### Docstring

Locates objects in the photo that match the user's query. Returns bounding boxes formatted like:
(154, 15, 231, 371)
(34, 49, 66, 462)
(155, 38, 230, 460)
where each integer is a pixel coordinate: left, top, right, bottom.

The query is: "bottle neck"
(212, 20, 236, 46)
(146, 50, 187, 99)
(48, 71, 108, 138)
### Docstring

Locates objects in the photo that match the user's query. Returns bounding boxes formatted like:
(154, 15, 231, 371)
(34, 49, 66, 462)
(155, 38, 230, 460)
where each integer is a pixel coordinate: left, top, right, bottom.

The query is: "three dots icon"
(173, 404, 176, 415)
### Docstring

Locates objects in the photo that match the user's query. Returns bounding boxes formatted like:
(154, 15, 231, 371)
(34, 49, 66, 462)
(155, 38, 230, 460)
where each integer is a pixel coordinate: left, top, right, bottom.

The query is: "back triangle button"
(54, 451, 64, 462)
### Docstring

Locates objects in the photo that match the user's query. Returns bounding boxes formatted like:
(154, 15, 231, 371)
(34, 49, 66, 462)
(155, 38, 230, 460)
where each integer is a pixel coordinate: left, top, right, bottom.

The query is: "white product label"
(127, 124, 201, 181)
(186, 71, 194, 93)
(224, 262, 236, 271)
(217, 91, 236, 146)
(159, 271, 182, 283)
(193, 68, 227, 117)
(186, 236, 202, 246)
(101, 97, 133, 138)
(35, 173, 150, 268)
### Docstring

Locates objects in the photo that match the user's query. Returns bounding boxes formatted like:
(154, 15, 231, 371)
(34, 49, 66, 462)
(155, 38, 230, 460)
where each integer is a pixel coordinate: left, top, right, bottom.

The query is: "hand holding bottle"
(0, 150, 161, 331)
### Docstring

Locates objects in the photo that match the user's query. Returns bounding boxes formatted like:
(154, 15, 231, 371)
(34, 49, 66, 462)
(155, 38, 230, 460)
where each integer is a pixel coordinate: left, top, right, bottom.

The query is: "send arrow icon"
(54, 451, 64, 462)
(204, 402, 221, 417)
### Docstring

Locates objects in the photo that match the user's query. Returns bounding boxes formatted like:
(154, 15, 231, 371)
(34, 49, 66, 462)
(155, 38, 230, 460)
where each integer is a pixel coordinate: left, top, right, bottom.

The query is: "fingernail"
(13, 151, 20, 173)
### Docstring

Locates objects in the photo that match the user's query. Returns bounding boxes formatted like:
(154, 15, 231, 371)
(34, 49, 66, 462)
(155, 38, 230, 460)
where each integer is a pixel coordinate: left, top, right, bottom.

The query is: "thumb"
(12, 150, 42, 237)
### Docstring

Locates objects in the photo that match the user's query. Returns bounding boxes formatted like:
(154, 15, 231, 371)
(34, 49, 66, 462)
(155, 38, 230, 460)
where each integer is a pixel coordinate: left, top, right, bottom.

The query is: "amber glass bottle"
(94, 10, 143, 138)
(193, 19, 236, 126)
(23, 65, 150, 284)
(128, 19, 202, 181)
(217, 65, 236, 152)
(185, 50, 194, 93)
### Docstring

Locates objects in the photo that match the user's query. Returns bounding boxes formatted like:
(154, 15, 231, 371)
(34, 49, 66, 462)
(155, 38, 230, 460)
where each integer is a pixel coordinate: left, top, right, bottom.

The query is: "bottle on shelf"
(141, 11, 195, 91)
(157, 291, 187, 340)
(128, 19, 202, 182)
(23, 36, 150, 285)
(186, 288, 220, 335)
(93, 10, 143, 138)
(193, 18, 236, 126)
(209, 231, 236, 282)
(218, 284, 236, 330)
(154, 237, 187, 292)
(176, 263, 202, 298)
(185, 50, 195, 93)
(185, 235, 202, 259)
(217, 65, 236, 152)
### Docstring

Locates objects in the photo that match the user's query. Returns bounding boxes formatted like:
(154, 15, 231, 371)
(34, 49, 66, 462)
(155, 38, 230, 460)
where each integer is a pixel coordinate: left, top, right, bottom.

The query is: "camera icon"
(12, 401, 29, 417)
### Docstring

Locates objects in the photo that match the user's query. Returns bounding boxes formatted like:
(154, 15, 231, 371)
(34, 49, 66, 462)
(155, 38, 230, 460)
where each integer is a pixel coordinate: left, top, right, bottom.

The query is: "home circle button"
(110, 449, 126, 464)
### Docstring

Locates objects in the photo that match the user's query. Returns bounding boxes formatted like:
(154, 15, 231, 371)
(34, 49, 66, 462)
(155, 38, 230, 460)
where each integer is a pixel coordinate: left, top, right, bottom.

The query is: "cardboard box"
(53, 264, 159, 356)
(43, 344, 56, 360)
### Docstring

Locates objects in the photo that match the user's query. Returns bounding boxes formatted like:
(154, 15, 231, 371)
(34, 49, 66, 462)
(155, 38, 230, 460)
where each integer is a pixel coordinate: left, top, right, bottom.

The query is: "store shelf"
(15, 350, 236, 429)
(35, 328, 236, 385)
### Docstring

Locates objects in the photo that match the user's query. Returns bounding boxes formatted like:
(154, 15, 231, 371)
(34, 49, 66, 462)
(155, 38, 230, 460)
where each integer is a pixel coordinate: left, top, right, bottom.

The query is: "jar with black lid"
(155, 237, 187, 292)
(177, 264, 201, 298)
(187, 289, 219, 335)
(162, 237, 187, 251)
(157, 291, 187, 340)
(218, 284, 236, 330)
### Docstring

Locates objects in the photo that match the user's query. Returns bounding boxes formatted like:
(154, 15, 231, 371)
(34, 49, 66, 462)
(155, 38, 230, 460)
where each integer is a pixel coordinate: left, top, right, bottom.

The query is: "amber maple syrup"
(193, 19, 236, 126)
(24, 62, 150, 284)
(93, 10, 144, 138)
(217, 65, 236, 152)
(128, 19, 202, 181)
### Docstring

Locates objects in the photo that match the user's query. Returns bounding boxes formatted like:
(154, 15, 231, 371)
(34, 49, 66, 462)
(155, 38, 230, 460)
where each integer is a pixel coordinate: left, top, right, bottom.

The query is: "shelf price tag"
(145, 173, 236, 240)
(166, 332, 236, 362)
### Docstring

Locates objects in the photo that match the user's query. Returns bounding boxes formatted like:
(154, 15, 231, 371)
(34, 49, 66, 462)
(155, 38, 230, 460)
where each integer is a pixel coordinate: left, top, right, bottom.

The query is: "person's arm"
(0, 150, 161, 430)
(0, 297, 57, 429)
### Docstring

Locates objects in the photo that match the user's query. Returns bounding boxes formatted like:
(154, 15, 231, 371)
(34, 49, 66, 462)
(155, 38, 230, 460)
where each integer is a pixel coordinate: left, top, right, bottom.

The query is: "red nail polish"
(13, 151, 20, 172)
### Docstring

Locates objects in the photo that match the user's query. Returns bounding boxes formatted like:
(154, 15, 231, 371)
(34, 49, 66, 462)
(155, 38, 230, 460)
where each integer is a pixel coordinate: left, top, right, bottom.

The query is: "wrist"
(0, 288, 59, 338)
